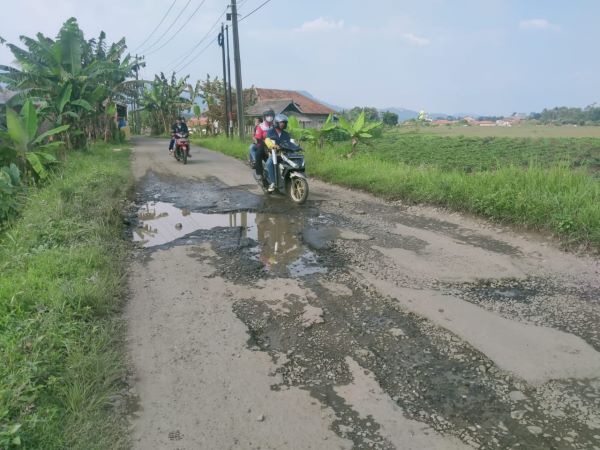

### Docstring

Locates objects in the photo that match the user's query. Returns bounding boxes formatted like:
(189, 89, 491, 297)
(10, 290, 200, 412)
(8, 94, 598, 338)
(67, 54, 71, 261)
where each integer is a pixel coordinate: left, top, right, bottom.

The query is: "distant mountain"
(379, 107, 419, 122)
(292, 94, 484, 122)
(380, 109, 486, 121)
(430, 112, 482, 119)
(297, 90, 345, 112)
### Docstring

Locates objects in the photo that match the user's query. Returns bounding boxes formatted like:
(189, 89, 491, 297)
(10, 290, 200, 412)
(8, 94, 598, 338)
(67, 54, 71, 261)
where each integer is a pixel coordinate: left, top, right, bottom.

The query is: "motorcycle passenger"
(252, 109, 275, 177)
(249, 117, 262, 167)
(169, 117, 190, 155)
(264, 114, 291, 192)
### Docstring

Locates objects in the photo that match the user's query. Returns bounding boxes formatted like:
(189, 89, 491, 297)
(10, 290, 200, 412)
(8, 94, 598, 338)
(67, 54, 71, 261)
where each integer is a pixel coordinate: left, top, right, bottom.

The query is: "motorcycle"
(172, 132, 190, 164)
(253, 139, 309, 204)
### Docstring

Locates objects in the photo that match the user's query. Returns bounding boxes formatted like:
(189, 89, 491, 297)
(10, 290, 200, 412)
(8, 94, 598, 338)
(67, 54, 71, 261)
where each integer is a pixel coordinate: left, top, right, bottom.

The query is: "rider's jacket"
(172, 122, 189, 135)
(265, 128, 291, 149)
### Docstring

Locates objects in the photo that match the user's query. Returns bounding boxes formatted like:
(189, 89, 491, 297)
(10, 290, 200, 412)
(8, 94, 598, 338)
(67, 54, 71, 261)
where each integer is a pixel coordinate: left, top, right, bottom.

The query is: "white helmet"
(274, 113, 288, 129)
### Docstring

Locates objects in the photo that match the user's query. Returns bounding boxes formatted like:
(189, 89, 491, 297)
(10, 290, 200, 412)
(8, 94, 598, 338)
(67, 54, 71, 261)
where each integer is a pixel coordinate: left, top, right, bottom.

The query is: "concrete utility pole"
(230, 0, 244, 138)
(218, 24, 230, 138)
(225, 25, 234, 138)
(134, 54, 140, 135)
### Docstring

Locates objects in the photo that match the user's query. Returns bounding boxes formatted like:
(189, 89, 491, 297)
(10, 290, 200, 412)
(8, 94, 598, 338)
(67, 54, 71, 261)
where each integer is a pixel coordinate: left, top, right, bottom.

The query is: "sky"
(1, 0, 599, 115)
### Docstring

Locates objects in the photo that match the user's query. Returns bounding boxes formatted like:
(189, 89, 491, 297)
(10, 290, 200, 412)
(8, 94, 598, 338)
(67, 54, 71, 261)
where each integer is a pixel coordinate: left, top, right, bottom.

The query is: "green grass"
(366, 129, 600, 173)
(400, 123, 600, 138)
(194, 135, 600, 250)
(192, 134, 248, 160)
(0, 144, 133, 449)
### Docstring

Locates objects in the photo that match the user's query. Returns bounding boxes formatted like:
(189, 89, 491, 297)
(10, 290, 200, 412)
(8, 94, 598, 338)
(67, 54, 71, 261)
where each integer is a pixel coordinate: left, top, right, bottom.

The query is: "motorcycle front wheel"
(287, 177, 309, 204)
(182, 148, 188, 165)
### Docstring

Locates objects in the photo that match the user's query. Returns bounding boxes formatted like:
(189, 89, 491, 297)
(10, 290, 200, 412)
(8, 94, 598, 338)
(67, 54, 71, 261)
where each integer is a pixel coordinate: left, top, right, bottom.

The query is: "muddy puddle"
(133, 201, 327, 276)
(133, 201, 255, 247)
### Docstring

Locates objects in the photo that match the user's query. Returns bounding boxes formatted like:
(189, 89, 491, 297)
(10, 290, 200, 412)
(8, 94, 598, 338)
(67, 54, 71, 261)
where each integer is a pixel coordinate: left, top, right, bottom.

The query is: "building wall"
(285, 112, 330, 129)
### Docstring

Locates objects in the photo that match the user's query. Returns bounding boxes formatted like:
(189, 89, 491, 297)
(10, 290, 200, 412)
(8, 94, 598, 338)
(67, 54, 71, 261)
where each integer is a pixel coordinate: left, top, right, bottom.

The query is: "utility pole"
(230, 0, 244, 138)
(225, 25, 233, 138)
(134, 54, 140, 135)
(218, 24, 229, 137)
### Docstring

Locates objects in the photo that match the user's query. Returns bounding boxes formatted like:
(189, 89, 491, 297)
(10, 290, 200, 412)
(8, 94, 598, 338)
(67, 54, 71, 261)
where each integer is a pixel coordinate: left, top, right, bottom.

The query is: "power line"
(167, 7, 227, 72)
(132, 0, 178, 53)
(141, 0, 193, 54)
(239, 0, 272, 22)
(145, 0, 209, 57)
(173, 37, 217, 74)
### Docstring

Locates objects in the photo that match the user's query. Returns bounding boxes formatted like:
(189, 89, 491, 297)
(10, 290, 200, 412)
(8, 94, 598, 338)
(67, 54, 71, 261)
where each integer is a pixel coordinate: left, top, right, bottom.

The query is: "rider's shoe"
(268, 183, 275, 192)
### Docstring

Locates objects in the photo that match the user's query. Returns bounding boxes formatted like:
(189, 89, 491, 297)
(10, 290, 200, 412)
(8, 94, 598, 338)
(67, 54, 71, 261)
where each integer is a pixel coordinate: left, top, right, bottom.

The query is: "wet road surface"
(126, 137, 600, 449)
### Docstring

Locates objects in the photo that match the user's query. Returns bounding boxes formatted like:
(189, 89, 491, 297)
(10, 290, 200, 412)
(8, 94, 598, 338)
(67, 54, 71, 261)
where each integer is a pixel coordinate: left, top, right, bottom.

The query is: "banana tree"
(287, 113, 337, 148)
(0, 163, 22, 223)
(337, 111, 382, 157)
(0, 18, 141, 146)
(141, 72, 191, 135)
(2, 99, 69, 181)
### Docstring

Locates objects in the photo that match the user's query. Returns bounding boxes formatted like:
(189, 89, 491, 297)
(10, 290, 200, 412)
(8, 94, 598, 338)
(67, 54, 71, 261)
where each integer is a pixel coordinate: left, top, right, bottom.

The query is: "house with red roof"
(245, 88, 336, 129)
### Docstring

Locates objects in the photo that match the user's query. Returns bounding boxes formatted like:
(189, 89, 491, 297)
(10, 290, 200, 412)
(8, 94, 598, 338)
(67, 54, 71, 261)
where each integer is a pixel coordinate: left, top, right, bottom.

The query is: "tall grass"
(0, 145, 132, 449)
(194, 135, 600, 249)
(362, 131, 600, 173)
(306, 150, 600, 247)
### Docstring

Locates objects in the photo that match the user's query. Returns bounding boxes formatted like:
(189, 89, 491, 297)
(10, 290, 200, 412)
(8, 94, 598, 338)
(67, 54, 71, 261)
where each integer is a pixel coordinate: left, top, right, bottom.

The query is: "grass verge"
(0, 144, 132, 449)
(193, 135, 600, 250)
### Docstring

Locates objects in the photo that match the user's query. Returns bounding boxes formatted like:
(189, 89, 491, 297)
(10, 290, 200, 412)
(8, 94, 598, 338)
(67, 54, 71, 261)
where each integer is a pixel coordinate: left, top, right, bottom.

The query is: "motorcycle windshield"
(280, 141, 302, 152)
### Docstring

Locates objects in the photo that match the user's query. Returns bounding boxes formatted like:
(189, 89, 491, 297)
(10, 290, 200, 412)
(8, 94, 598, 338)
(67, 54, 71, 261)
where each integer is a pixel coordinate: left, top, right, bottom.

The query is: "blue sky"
(1, 0, 599, 115)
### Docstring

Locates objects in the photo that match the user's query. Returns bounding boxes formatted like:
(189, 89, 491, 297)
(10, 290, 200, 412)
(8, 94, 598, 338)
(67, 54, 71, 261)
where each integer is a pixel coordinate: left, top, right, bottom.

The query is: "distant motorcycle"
(172, 132, 190, 164)
(254, 139, 309, 204)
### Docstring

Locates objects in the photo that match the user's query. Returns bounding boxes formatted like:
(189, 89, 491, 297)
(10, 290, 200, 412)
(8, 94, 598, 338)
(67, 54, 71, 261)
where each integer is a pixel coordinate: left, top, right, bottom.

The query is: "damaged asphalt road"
(126, 137, 600, 449)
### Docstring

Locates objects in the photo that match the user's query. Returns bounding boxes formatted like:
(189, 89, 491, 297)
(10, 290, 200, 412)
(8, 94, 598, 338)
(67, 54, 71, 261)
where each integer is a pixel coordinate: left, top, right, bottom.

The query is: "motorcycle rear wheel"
(288, 177, 309, 204)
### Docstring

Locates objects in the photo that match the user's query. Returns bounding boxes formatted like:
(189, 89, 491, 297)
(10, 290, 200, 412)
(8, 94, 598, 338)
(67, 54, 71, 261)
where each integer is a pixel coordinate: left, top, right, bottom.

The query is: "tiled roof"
(254, 88, 335, 115)
(246, 99, 300, 116)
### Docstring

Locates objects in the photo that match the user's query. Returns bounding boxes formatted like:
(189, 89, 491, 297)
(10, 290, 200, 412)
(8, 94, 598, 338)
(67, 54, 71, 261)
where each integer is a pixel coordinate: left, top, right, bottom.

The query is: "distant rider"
(169, 117, 190, 155)
(251, 109, 275, 177)
(264, 114, 291, 192)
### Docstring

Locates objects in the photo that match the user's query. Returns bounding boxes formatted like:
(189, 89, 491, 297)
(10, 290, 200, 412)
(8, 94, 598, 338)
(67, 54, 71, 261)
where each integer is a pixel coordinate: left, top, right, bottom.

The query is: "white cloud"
(519, 19, 560, 31)
(295, 17, 344, 32)
(402, 32, 430, 46)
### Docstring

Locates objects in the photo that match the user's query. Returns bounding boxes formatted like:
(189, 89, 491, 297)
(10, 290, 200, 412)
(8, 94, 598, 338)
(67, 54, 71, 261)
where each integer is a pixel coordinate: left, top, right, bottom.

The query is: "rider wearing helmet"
(251, 109, 275, 176)
(264, 114, 291, 192)
(169, 116, 190, 155)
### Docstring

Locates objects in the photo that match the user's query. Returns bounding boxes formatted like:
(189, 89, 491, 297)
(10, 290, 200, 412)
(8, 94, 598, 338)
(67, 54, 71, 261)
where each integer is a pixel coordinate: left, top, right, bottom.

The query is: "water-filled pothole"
(133, 202, 255, 247)
(133, 201, 327, 276)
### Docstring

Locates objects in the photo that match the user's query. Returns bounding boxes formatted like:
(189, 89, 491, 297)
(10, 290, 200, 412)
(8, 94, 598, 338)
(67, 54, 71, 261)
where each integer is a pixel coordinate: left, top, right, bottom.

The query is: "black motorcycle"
(254, 140, 309, 204)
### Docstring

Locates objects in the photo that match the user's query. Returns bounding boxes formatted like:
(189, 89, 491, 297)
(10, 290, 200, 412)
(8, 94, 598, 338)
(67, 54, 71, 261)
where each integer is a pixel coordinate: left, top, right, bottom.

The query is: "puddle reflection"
(133, 202, 255, 247)
(133, 201, 326, 276)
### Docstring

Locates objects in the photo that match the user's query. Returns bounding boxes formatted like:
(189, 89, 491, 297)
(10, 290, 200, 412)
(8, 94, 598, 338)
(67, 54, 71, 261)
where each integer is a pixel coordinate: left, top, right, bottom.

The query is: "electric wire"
(144, 0, 209, 56)
(239, 0, 272, 22)
(132, 0, 178, 53)
(141, 0, 192, 54)
(173, 37, 217, 74)
(167, 7, 227, 72)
